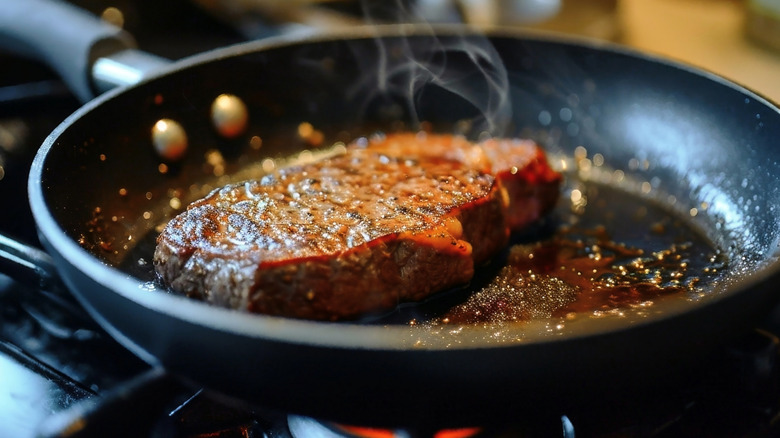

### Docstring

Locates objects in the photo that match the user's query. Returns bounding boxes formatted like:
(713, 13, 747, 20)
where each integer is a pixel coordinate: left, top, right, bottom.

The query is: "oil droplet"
(211, 94, 249, 138)
(578, 158, 592, 173)
(152, 119, 187, 161)
(250, 135, 263, 150)
(559, 107, 573, 122)
(298, 150, 314, 164)
(100, 7, 124, 27)
(298, 122, 314, 138)
(205, 149, 225, 176)
(297, 122, 324, 146)
(538, 110, 552, 126)
(261, 158, 276, 173)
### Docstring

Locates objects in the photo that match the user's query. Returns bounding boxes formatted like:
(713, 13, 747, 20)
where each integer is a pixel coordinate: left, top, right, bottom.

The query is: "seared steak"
(154, 132, 561, 320)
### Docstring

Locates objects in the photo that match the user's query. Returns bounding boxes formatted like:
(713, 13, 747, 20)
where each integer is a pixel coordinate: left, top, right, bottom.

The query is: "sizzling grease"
(435, 225, 714, 325)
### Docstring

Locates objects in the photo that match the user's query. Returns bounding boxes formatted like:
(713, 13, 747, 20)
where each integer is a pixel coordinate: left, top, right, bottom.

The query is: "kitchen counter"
(619, 0, 780, 103)
(463, 0, 780, 103)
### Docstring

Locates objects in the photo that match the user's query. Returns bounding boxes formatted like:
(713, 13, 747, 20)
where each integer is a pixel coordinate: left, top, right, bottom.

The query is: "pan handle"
(0, 0, 168, 102)
(0, 233, 62, 292)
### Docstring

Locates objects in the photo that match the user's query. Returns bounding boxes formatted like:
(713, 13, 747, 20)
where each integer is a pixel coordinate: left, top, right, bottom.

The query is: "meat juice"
(433, 185, 723, 326)
(374, 176, 726, 329)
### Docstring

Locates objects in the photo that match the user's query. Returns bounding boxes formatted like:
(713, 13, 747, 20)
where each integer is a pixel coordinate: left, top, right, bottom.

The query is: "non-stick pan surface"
(15, 22, 780, 426)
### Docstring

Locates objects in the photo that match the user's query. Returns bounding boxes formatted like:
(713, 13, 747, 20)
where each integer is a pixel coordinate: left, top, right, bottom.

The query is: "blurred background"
(4, 0, 780, 100)
(87, 0, 780, 101)
(3, 0, 780, 247)
(196, 0, 778, 104)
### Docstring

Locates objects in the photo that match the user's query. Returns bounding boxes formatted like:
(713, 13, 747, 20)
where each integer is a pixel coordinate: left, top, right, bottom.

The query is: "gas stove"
(4, 268, 780, 437)
(3, 1, 780, 437)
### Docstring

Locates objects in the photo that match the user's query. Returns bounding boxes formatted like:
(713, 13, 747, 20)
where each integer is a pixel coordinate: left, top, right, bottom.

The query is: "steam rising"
(350, 2, 513, 136)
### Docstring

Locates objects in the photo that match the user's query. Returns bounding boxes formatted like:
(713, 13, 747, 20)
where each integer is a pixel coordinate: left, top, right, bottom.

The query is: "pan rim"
(27, 24, 780, 352)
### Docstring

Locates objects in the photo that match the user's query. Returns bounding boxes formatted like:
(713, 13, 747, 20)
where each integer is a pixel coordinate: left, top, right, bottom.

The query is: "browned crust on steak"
(154, 132, 561, 320)
(480, 137, 563, 231)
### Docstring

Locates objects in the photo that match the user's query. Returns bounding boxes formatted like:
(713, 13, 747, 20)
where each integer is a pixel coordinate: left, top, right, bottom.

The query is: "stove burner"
(288, 416, 482, 438)
(286, 415, 578, 438)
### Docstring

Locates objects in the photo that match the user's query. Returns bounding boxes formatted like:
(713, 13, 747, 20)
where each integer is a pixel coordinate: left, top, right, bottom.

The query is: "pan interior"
(33, 28, 780, 347)
(62, 118, 767, 347)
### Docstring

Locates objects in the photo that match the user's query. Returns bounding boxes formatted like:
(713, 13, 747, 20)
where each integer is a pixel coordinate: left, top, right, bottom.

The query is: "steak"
(153, 132, 561, 320)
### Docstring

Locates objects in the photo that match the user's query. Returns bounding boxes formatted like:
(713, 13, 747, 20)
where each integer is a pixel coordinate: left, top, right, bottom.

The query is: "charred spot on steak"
(153, 132, 562, 320)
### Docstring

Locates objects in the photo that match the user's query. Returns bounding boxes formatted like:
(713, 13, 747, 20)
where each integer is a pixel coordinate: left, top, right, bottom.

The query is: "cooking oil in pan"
(368, 177, 728, 330)
(435, 186, 723, 326)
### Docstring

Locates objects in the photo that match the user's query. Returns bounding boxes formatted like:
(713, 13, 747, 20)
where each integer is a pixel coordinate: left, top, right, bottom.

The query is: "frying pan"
(3, 0, 780, 429)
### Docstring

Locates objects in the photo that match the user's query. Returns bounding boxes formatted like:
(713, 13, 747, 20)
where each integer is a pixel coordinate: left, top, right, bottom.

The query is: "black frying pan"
(3, 0, 780, 429)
